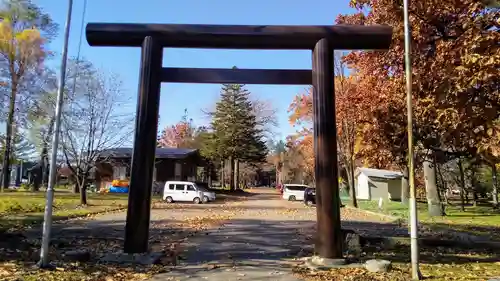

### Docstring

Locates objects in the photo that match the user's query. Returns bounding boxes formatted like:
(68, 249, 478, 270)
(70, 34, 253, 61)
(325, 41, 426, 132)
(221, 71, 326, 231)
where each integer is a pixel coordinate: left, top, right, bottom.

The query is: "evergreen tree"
(211, 80, 267, 190)
(0, 130, 35, 163)
(0, 127, 37, 190)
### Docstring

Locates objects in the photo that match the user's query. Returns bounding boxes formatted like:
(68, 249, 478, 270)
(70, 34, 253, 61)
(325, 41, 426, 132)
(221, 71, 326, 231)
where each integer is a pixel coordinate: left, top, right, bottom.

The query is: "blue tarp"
(109, 186, 129, 193)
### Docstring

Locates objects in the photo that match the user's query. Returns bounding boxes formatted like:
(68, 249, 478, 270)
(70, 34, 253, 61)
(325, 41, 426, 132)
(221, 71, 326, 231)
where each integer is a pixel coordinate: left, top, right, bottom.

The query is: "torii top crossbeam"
(86, 23, 392, 50)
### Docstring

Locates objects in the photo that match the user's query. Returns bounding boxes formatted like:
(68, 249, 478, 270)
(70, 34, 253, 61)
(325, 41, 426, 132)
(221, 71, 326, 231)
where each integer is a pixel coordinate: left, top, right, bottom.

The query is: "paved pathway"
(21, 188, 407, 281)
(24, 199, 235, 241)
(17, 188, 494, 281)
(150, 188, 397, 281)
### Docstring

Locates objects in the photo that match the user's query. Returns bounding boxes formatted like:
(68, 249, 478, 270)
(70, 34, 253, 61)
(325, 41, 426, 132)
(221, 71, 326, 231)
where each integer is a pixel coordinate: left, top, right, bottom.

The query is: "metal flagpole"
(402, 0, 421, 279)
(39, 0, 74, 268)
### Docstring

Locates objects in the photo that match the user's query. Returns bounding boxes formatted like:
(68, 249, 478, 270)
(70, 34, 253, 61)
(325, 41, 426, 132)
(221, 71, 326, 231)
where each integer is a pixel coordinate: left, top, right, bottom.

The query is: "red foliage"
(157, 110, 196, 148)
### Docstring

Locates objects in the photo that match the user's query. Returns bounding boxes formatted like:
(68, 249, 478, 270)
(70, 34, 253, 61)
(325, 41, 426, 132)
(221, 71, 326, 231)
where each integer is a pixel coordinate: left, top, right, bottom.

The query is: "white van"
(282, 184, 309, 201)
(163, 181, 216, 204)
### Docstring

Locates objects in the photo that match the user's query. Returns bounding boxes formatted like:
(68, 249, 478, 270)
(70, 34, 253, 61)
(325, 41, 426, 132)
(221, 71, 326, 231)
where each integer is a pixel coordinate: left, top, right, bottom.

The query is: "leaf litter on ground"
(0, 205, 236, 281)
(294, 222, 500, 281)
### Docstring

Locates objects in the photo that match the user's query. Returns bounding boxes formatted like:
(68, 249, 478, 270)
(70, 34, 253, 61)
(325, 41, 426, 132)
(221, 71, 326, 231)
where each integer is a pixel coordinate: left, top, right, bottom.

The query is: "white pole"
(39, 0, 73, 268)
(402, 0, 420, 279)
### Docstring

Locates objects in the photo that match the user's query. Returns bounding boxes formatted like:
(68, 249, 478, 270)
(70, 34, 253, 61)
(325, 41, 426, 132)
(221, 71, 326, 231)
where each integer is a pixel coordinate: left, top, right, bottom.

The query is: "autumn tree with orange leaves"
(285, 133, 314, 182)
(288, 97, 314, 182)
(334, 55, 364, 208)
(288, 53, 364, 207)
(337, 0, 499, 214)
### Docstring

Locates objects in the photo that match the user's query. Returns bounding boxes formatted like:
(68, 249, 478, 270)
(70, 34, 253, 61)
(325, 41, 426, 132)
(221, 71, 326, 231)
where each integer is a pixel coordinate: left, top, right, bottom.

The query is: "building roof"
(97, 147, 198, 160)
(356, 167, 403, 180)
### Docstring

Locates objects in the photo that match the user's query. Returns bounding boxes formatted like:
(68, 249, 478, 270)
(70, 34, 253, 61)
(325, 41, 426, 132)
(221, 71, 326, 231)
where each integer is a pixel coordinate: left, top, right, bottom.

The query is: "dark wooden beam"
(86, 23, 392, 50)
(124, 36, 163, 254)
(312, 39, 343, 258)
(161, 67, 312, 85)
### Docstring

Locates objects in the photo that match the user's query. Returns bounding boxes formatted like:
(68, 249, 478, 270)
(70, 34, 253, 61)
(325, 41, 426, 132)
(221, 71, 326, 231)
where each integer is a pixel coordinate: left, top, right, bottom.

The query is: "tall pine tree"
(0, 130, 35, 163)
(211, 79, 267, 191)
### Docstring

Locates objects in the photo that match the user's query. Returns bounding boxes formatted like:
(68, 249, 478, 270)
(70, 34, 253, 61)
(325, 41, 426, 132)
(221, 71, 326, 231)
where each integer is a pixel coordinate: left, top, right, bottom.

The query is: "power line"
(69, 0, 87, 106)
(76, 0, 88, 61)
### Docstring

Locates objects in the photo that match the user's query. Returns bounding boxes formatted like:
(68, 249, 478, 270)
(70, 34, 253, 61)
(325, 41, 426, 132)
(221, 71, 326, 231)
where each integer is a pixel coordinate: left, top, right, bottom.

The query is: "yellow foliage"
(0, 19, 45, 67)
(354, 130, 364, 155)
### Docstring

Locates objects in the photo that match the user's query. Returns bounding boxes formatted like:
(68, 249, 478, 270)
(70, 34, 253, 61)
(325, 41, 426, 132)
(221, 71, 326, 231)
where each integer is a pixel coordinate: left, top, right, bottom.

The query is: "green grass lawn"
(349, 199, 500, 240)
(0, 190, 148, 229)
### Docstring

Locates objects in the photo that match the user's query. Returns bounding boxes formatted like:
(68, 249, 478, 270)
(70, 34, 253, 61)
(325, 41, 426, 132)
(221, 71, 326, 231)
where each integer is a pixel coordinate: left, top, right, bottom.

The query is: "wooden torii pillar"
(85, 23, 392, 258)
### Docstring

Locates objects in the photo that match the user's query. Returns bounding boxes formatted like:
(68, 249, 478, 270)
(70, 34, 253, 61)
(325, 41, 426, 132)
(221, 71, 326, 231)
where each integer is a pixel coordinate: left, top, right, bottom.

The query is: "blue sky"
(36, 0, 354, 141)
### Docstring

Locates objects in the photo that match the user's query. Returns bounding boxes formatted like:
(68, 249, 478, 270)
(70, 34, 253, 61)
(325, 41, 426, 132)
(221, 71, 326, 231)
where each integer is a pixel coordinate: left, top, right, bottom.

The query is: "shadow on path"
(151, 214, 500, 281)
(151, 218, 306, 281)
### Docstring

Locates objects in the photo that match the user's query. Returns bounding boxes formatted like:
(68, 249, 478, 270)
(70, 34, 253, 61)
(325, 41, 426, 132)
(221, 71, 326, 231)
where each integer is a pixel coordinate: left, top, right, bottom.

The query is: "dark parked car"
(304, 187, 316, 206)
(303, 187, 346, 207)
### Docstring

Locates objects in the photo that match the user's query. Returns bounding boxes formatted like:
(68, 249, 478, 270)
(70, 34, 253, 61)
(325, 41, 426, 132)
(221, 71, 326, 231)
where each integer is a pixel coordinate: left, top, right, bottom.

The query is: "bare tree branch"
(60, 64, 135, 196)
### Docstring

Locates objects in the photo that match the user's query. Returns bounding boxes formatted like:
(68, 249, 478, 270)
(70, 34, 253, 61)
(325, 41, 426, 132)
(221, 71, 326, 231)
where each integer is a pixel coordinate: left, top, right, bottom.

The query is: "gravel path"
(24, 187, 400, 241)
(151, 188, 400, 281)
(23, 200, 235, 242)
(21, 188, 412, 280)
(17, 188, 492, 281)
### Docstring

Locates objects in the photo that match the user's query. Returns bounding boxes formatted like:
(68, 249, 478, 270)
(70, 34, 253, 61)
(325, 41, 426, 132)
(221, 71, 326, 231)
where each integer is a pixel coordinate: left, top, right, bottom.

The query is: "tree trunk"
(207, 163, 212, 187)
(41, 117, 54, 188)
(492, 163, 498, 208)
(32, 165, 42, 192)
(234, 159, 239, 190)
(41, 158, 47, 187)
(436, 163, 448, 205)
(33, 150, 47, 192)
(73, 181, 80, 193)
(437, 161, 449, 206)
(276, 165, 280, 187)
(443, 188, 449, 205)
(346, 162, 358, 208)
(458, 158, 466, 211)
(471, 167, 478, 207)
(1, 83, 18, 192)
(278, 167, 283, 186)
(229, 156, 235, 191)
(423, 151, 444, 216)
(202, 165, 208, 182)
(401, 166, 409, 205)
(80, 178, 87, 205)
(220, 160, 225, 188)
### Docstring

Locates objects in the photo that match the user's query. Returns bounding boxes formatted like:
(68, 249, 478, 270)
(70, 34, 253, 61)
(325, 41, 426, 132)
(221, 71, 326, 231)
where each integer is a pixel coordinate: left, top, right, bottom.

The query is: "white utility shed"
(355, 167, 403, 201)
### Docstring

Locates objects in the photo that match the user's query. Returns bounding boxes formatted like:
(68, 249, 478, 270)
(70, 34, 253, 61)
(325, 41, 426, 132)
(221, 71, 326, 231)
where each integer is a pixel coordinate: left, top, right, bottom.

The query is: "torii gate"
(85, 23, 392, 259)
